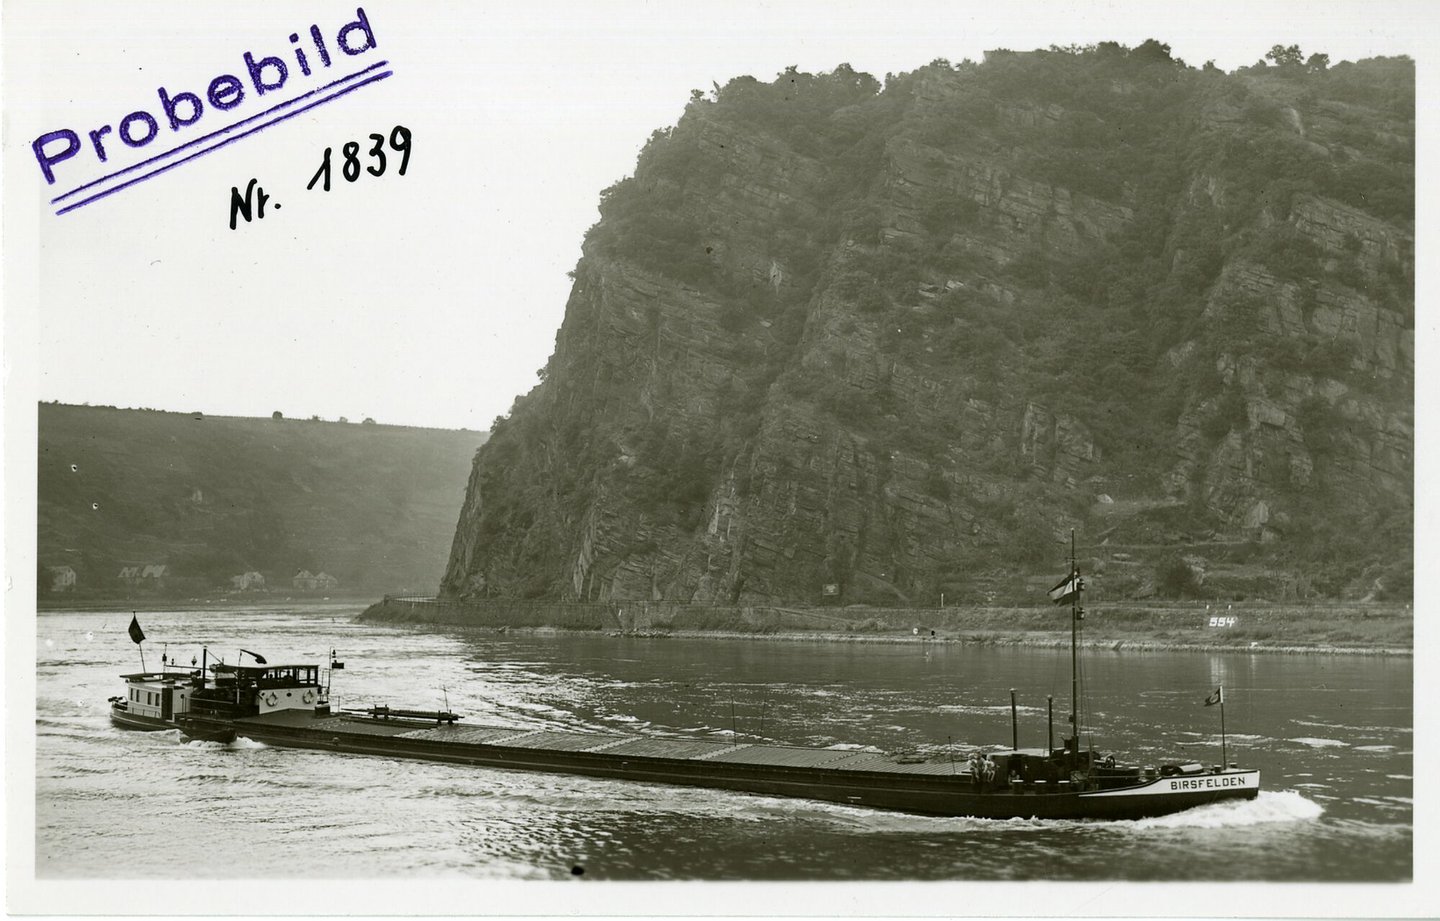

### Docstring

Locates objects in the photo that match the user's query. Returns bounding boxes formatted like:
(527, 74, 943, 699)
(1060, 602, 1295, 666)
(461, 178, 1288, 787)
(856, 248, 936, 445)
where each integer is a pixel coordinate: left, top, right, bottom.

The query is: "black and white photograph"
(3, 1, 1430, 916)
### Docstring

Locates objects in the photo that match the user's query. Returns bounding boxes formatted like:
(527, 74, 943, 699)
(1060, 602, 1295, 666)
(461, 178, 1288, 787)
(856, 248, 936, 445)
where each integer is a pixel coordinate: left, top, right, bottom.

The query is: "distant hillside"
(38, 403, 485, 598)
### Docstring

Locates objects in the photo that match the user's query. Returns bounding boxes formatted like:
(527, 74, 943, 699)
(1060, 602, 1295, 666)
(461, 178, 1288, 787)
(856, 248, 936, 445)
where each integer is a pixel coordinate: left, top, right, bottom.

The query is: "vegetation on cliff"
(443, 43, 1412, 606)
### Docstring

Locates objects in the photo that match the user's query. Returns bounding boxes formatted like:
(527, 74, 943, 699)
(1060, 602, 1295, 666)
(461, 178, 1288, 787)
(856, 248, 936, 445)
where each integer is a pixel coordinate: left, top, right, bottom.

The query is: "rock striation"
(443, 49, 1412, 604)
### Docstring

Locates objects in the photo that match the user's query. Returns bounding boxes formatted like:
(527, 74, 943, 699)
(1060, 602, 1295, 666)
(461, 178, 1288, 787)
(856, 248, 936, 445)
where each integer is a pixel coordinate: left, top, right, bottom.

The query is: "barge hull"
(180, 711, 1259, 820)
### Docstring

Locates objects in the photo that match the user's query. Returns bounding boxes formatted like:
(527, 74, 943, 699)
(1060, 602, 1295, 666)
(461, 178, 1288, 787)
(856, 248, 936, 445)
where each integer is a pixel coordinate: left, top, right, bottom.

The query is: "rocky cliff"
(443, 46, 1412, 604)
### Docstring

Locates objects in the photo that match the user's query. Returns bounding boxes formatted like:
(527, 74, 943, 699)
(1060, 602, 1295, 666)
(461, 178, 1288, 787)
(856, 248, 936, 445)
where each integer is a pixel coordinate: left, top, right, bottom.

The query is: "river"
(33, 605, 1411, 883)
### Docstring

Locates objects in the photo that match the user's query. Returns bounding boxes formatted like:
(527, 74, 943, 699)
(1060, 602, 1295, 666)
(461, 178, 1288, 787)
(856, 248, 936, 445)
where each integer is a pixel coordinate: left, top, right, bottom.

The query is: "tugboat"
(109, 615, 326, 734)
(109, 656, 326, 733)
(172, 541, 1263, 820)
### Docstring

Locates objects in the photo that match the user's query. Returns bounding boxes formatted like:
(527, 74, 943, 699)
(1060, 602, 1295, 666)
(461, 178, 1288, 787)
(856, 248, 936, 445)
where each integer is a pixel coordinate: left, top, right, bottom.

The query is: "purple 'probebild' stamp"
(33, 7, 391, 216)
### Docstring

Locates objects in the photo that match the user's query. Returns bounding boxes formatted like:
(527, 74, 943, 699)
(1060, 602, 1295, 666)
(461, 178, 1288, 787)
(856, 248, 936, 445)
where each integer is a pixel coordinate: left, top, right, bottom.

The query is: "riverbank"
(359, 597, 1413, 656)
(37, 595, 379, 613)
(643, 630, 1409, 657)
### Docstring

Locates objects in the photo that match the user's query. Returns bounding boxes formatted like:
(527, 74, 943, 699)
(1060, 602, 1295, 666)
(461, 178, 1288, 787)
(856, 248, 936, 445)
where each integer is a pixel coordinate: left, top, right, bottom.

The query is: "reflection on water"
(35, 606, 1411, 880)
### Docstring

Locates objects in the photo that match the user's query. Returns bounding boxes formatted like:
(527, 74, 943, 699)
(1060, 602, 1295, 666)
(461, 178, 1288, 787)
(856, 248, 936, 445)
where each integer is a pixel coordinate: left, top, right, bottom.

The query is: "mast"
(1046, 534, 1085, 763)
(1047, 695, 1054, 754)
(1070, 529, 1078, 752)
(1219, 686, 1228, 768)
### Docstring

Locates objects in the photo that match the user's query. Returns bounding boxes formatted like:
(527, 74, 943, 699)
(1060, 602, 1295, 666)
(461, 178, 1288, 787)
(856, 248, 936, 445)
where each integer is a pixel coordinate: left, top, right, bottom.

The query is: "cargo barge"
(177, 699, 1258, 819)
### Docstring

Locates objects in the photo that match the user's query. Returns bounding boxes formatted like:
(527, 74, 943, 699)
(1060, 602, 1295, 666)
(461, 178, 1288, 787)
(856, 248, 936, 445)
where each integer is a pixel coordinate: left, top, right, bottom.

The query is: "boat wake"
(1294, 718, 1411, 735)
(794, 789, 1324, 835)
(1287, 737, 1348, 748)
(808, 807, 1056, 835)
(1127, 790, 1322, 830)
(182, 735, 269, 751)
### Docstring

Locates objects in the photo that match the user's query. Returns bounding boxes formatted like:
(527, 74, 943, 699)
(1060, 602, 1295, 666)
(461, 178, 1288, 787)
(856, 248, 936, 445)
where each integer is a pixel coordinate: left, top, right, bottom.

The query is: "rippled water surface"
(35, 606, 1411, 880)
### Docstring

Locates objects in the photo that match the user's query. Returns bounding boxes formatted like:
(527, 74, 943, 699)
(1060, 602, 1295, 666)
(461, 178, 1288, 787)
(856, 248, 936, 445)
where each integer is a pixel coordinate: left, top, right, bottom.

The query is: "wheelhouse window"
(254, 666, 320, 688)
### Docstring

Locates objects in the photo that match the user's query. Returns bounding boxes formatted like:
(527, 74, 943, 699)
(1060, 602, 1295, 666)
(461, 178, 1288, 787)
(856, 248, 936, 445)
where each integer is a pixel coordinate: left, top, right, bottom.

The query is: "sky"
(3, 0, 1431, 434)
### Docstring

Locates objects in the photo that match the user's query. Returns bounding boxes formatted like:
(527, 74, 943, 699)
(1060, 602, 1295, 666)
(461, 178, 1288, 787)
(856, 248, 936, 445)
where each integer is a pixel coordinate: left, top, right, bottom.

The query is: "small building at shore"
(292, 570, 339, 591)
(231, 571, 266, 591)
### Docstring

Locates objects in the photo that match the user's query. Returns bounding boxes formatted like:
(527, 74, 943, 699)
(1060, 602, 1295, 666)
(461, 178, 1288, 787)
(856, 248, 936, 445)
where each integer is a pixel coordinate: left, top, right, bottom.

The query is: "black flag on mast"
(127, 614, 145, 645)
(1048, 570, 1081, 605)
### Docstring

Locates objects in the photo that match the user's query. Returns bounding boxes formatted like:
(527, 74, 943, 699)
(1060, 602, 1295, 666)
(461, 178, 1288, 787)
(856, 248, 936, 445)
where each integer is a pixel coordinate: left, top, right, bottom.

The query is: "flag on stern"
(1204, 686, 1224, 707)
(127, 614, 145, 645)
(1048, 570, 1081, 605)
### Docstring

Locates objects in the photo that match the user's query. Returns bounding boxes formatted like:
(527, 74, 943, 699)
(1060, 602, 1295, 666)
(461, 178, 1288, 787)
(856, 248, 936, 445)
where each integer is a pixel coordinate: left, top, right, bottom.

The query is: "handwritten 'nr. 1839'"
(228, 126, 410, 229)
(229, 126, 410, 229)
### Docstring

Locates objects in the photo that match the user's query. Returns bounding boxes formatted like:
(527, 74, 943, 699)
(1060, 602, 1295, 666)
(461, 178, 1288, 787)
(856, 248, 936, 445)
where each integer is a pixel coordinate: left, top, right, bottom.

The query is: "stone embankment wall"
(368, 596, 855, 632)
(361, 597, 1412, 653)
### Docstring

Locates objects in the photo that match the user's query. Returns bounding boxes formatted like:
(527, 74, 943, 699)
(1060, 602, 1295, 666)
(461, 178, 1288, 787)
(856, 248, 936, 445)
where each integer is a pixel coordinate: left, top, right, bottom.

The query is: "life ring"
(1104, 755, 1116, 769)
(302, 690, 315, 705)
(263, 691, 278, 707)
